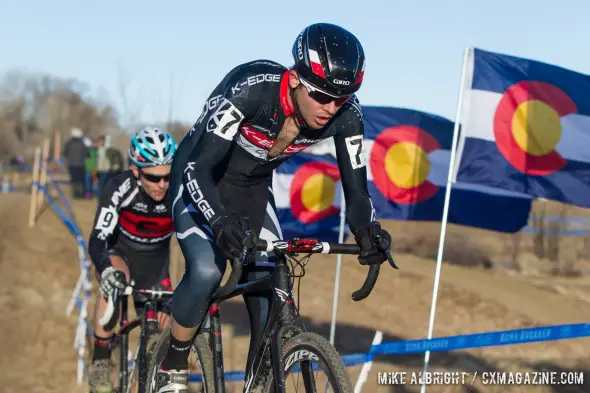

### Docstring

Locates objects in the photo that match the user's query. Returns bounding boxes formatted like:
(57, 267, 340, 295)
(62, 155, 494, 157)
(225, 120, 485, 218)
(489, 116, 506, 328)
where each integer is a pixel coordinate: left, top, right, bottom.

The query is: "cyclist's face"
(131, 164, 171, 201)
(289, 71, 350, 129)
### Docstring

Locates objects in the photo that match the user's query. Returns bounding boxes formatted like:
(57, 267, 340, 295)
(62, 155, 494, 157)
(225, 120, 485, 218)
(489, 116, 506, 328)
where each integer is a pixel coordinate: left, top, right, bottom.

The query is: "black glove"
(212, 216, 258, 261)
(354, 221, 392, 266)
(99, 266, 127, 298)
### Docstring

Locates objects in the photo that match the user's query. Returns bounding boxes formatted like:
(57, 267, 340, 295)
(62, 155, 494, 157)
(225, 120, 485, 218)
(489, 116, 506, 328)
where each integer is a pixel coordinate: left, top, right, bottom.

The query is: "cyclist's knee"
(171, 255, 224, 327)
(183, 260, 224, 298)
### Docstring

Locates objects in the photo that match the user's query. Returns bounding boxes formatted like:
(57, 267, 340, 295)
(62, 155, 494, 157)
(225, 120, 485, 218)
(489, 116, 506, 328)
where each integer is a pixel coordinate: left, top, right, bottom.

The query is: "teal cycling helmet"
(128, 127, 177, 167)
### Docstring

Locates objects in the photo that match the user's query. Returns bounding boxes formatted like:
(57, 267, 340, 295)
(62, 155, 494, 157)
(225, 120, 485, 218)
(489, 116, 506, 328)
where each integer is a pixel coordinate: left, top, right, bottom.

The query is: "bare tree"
(0, 70, 121, 161)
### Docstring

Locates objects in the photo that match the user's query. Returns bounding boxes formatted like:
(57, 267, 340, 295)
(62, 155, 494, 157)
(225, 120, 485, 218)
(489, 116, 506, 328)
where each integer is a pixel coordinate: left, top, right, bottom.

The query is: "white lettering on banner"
(206, 98, 244, 140)
(377, 371, 585, 386)
(344, 135, 367, 169)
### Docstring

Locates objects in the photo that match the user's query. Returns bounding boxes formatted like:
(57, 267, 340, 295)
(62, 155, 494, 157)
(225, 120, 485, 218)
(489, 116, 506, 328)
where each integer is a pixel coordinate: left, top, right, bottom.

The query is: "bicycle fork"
(209, 302, 226, 393)
(119, 298, 129, 393)
(269, 260, 301, 393)
(137, 301, 160, 393)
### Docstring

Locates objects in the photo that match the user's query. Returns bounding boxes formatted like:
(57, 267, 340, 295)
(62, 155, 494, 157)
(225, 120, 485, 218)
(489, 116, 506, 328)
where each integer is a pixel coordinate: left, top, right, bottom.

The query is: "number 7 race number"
(344, 135, 367, 169)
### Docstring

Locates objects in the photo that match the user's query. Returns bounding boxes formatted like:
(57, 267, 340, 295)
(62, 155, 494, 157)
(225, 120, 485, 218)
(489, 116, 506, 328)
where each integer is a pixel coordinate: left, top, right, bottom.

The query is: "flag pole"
(419, 47, 472, 393)
(329, 184, 346, 345)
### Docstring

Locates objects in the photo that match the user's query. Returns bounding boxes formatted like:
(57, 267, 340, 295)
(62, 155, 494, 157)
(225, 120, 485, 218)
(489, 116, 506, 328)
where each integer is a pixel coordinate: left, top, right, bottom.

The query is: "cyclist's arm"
(333, 98, 375, 234)
(88, 176, 131, 274)
(182, 80, 251, 226)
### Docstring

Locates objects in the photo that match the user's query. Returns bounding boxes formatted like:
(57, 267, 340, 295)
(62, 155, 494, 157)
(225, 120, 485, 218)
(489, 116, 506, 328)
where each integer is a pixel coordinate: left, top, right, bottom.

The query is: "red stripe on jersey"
(119, 210, 173, 238)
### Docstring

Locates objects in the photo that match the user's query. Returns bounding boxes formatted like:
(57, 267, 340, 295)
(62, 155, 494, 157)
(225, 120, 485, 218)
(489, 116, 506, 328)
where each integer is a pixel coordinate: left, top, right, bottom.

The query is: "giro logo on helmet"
(333, 79, 351, 86)
(297, 35, 304, 60)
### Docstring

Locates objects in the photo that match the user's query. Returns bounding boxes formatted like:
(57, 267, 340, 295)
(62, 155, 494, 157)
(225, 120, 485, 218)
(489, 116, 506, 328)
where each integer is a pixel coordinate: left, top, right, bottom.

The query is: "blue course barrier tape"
(50, 179, 76, 221)
(189, 323, 590, 383)
(34, 182, 81, 238)
(54, 179, 72, 185)
(532, 216, 590, 225)
(521, 227, 590, 236)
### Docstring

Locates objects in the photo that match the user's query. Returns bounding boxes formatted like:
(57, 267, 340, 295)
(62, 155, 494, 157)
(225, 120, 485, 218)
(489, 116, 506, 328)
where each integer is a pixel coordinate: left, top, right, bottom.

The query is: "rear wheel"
(146, 326, 215, 393)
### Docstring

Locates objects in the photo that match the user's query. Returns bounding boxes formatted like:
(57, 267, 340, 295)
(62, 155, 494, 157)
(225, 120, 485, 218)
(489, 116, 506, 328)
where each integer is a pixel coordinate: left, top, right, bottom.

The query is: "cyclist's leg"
(89, 249, 129, 393)
(156, 183, 227, 392)
(242, 184, 283, 375)
(126, 244, 173, 331)
(153, 256, 173, 331)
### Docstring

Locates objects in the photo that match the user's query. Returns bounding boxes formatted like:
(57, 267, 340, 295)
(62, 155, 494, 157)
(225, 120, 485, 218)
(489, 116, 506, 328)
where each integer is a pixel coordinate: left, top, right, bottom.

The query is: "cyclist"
(87, 127, 178, 393)
(157, 23, 393, 392)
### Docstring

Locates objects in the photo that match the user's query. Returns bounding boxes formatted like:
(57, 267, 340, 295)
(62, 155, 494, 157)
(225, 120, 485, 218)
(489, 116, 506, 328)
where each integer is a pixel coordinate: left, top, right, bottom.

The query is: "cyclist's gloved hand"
(353, 221, 392, 265)
(212, 216, 258, 261)
(99, 266, 127, 298)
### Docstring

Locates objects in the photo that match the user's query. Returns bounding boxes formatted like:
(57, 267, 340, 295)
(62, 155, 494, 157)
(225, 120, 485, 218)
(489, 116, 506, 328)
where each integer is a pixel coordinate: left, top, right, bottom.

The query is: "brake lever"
(239, 217, 253, 265)
(376, 235, 398, 269)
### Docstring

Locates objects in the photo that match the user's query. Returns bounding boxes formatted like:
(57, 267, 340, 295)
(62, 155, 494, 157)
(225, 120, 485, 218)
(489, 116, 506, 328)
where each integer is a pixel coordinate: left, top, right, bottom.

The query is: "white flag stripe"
(460, 89, 590, 163)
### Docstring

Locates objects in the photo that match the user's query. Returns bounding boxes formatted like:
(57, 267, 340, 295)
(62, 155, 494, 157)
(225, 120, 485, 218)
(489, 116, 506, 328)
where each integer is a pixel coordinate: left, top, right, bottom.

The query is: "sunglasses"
(299, 78, 351, 106)
(139, 169, 170, 183)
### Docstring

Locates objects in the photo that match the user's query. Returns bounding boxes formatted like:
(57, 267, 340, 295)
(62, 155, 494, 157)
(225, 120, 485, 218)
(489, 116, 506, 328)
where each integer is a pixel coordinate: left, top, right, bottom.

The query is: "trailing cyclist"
(157, 22, 394, 393)
(87, 127, 178, 393)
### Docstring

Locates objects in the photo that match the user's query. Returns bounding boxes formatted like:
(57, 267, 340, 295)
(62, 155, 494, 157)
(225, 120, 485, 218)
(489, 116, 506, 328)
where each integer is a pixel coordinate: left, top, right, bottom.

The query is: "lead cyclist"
(156, 23, 394, 393)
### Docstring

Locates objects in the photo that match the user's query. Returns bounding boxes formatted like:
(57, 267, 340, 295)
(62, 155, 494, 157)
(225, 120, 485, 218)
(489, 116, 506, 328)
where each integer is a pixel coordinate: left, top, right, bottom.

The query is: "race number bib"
(95, 206, 118, 240)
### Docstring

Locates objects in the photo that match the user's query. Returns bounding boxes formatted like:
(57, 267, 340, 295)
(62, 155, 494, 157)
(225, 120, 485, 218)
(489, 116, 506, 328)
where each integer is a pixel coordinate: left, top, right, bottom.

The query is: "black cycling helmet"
(292, 23, 365, 98)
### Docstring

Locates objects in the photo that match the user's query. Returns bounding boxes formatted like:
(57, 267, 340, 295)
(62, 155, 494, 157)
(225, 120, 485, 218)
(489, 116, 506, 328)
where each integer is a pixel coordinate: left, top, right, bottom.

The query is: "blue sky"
(1, 0, 588, 129)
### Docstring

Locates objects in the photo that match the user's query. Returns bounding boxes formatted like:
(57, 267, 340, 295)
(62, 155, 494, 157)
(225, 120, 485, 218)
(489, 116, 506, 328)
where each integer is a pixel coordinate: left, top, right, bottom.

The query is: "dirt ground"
(0, 189, 589, 393)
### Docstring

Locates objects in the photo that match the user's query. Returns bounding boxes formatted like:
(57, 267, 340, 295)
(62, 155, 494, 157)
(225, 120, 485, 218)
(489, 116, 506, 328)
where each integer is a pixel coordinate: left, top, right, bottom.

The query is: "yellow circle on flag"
(385, 142, 430, 188)
(301, 173, 335, 212)
(511, 100, 562, 156)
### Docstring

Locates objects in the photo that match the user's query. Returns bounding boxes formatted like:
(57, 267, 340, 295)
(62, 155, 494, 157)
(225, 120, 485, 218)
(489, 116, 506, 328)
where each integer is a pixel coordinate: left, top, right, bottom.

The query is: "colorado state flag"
(304, 106, 533, 233)
(454, 48, 590, 207)
(272, 153, 348, 242)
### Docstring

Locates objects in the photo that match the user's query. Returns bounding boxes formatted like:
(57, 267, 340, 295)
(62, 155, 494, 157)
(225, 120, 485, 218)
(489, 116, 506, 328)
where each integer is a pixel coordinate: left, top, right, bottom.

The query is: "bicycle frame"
(203, 250, 307, 393)
(109, 294, 168, 393)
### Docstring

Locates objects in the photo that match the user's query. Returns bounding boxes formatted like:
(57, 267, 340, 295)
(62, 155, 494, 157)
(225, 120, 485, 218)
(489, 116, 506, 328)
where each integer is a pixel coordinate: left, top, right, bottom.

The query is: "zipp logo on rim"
(333, 78, 350, 86)
(285, 350, 319, 370)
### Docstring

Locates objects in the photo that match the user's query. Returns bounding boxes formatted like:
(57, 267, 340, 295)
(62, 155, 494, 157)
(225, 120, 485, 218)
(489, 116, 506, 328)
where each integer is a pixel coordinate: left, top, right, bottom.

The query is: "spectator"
(62, 128, 89, 199)
(96, 134, 124, 192)
(84, 137, 99, 198)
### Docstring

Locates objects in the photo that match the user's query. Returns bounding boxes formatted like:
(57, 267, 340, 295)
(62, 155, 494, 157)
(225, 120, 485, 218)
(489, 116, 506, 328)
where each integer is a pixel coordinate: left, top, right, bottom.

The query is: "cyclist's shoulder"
(102, 170, 137, 198)
(227, 59, 287, 80)
(221, 60, 287, 94)
(332, 95, 364, 132)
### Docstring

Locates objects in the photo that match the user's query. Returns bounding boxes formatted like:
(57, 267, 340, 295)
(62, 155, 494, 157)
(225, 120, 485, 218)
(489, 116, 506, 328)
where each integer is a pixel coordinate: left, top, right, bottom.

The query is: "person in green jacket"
(96, 134, 124, 192)
(84, 137, 98, 198)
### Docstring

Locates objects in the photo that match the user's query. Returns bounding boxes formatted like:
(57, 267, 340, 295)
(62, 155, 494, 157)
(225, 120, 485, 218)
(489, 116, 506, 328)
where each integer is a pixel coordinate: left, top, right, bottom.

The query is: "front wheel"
(264, 332, 353, 393)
